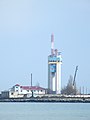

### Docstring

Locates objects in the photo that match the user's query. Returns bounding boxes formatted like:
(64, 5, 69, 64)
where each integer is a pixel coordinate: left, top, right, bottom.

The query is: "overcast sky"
(0, 0, 90, 93)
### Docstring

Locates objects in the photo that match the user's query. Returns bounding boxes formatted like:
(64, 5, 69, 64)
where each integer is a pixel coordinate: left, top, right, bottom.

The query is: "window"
(16, 86, 18, 88)
(27, 90, 29, 92)
(11, 93, 13, 95)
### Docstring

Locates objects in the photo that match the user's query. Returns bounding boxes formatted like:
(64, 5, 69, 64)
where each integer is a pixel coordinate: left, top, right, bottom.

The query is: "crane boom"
(73, 66, 78, 86)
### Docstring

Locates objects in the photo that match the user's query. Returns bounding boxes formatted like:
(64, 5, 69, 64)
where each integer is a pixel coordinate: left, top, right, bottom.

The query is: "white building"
(1, 84, 46, 98)
(48, 34, 62, 94)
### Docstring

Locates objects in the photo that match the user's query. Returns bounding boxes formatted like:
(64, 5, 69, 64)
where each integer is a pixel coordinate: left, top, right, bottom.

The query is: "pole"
(31, 73, 32, 86)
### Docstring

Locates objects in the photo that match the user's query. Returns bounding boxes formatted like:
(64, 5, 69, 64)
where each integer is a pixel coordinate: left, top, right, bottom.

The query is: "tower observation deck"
(48, 34, 62, 94)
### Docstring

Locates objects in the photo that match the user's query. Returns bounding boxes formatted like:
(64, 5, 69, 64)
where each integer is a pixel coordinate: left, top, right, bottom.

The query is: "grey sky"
(0, 0, 90, 93)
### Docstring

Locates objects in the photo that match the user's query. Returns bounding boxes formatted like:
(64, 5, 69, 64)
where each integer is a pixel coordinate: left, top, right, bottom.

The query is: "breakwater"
(0, 96, 90, 103)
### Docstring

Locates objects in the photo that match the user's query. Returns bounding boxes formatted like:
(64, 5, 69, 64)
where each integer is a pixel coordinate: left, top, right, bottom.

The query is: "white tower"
(48, 34, 62, 94)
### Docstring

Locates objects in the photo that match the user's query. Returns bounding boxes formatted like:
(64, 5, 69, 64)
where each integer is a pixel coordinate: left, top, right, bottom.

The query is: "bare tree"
(61, 75, 78, 95)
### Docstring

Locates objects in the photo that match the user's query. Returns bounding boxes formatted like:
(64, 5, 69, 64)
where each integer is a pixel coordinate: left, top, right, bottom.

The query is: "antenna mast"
(51, 34, 54, 55)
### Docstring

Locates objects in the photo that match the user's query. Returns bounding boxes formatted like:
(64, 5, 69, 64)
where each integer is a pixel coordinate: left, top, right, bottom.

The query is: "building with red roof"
(1, 84, 46, 98)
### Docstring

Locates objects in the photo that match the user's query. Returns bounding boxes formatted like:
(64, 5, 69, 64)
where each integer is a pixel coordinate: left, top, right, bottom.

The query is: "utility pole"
(31, 73, 32, 86)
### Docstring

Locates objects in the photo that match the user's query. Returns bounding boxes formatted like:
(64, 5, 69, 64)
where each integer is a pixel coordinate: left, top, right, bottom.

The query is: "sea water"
(0, 102, 90, 120)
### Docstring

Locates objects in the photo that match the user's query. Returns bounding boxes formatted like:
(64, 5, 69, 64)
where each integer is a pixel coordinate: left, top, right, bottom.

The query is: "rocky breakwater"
(0, 94, 90, 103)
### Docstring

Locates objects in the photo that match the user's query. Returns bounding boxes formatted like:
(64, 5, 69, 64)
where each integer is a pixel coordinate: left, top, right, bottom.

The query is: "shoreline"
(0, 97, 90, 103)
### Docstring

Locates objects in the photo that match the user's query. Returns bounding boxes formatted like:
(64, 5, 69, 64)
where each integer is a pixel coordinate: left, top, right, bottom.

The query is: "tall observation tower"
(48, 34, 62, 94)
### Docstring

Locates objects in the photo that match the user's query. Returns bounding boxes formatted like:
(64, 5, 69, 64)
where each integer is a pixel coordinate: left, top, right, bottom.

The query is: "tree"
(61, 75, 78, 95)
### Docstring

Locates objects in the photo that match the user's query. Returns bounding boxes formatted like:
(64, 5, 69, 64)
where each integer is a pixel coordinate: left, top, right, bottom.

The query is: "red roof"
(20, 86, 46, 90)
(15, 84, 20, 86)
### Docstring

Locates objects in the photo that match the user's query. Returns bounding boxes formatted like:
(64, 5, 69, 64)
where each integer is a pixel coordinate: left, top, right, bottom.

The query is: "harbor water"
(0, 102, 90, 120)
